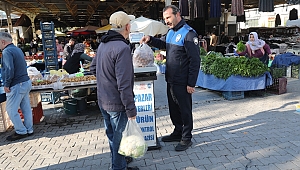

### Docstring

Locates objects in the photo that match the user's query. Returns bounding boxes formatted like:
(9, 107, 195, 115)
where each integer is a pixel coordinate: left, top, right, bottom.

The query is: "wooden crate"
(0, 102, 12, 132)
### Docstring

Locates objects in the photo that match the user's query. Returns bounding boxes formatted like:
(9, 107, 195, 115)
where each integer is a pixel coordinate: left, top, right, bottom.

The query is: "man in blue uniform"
(140, 5, 200, 151)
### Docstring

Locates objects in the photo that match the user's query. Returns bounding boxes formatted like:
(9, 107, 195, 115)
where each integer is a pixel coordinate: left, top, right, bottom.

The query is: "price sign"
(129, 32, 144, 43)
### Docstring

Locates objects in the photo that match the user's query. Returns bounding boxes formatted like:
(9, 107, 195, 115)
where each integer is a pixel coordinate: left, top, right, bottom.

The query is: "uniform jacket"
(149, 20, 200, 87)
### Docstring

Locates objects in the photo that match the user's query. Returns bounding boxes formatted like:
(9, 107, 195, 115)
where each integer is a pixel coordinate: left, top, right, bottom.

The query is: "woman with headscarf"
(63, 43, 93, 74)
(237, 32, 272, 65)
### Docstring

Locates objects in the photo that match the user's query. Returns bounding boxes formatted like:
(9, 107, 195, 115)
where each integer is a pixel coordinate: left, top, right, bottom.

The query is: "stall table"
(30, 66, 161, 150)
(196, 70, 273, 100)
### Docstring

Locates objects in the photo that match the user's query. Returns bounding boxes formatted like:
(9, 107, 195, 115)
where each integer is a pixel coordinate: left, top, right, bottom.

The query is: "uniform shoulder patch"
(193, 37, 198, 45)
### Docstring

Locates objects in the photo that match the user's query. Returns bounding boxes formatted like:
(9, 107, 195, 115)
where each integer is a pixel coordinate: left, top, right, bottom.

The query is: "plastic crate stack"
(40, 21, 58, 71)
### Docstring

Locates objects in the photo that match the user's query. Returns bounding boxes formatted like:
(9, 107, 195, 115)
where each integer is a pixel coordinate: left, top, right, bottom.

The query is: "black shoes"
(175, 140, 193, 151)
(6, 132, 28, 141)
(161, 134, 182, 142)
(125, 156, 133, 164)
(28, 132, 34, 136)
(125, 157, 138, 170)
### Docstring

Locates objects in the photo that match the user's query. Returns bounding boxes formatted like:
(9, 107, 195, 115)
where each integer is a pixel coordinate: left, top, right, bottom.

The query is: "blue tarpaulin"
(196, 70, 272, 91)
(271, 52, 300, 67)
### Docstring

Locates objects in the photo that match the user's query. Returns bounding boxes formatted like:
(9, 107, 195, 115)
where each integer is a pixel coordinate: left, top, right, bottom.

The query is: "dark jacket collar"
(172, 19, 186, 31)
(101, 30, 129, 44)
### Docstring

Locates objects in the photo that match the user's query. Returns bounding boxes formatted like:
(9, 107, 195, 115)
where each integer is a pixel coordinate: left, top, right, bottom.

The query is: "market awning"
(130, 16, 168, 36)
(95, 25, 112, 34)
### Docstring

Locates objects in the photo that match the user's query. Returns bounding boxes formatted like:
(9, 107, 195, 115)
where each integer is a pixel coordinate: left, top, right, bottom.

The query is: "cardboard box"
(0, 102, 12, 132)
(30, 92, 41, 107)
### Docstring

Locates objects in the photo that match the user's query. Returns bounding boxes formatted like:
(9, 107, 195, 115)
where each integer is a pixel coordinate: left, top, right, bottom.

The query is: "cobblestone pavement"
(1, 74, 300, 170)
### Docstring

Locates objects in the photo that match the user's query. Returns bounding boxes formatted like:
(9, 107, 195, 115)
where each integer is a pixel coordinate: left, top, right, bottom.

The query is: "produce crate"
(41, 92, 60, 103)
(32, 102, 44, 124)
(222, 91, 244, 100)
(266, 77, 287, 95)
(18, 102, 44, 124)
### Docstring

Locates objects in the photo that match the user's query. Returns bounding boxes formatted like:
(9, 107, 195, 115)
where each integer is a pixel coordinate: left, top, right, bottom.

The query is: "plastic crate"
(222, 91, 244, 100)
(41, 92, 60, 103)
(32, 102, 44, 124)
(18, 102, 44, 124)
(41, 23, 54, 31)
(44, 49, 55, 56)
(266, 77, 287, 95)
(42, 32, 54, 39)
(44, 40, 54, 48)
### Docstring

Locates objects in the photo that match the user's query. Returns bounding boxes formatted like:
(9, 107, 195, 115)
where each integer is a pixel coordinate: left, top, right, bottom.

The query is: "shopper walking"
(0, 32, 33, 141)
(90, 11, 138, 170)
(140, 5, 200, 151)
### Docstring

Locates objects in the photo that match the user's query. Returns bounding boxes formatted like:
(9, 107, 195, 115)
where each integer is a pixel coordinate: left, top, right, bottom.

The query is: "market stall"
(197, 52, 272, 100)
(28, 66, 160, 150)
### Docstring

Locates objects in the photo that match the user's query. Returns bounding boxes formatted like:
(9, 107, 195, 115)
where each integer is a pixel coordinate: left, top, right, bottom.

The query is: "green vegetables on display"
(201, 51, 269, 80)
(236, 41, 246, 52)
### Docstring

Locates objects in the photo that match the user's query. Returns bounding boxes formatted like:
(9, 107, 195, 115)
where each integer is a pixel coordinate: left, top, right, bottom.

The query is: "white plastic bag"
(27, 67, 43, 81)
(133, 44, 154, 67)
(118, 119, 147, 158)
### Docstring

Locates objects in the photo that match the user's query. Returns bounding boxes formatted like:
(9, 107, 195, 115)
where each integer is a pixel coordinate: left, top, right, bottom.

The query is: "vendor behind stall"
(63, 38, 76, 61)
(237, 32, 272, 65)
(63, 43, 93, 74)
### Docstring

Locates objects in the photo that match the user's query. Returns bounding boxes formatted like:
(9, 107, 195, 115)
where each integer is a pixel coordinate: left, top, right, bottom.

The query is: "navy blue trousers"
(167, 83, 193, 141)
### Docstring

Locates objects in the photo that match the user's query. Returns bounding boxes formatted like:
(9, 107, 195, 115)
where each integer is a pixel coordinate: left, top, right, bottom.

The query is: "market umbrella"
(130, 17, 168, 36)
(95, 25, 112, 34)
(72, 25, 99, 36)
(55, 31, 66, 37)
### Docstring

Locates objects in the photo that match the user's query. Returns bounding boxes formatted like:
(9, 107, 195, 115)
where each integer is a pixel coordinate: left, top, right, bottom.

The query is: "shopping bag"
(118, 119, 147, 158)
(133, 43, 154, 67)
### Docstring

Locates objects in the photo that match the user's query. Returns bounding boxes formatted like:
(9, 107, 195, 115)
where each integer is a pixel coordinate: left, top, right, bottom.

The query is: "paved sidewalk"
(1, 75, 300, 170)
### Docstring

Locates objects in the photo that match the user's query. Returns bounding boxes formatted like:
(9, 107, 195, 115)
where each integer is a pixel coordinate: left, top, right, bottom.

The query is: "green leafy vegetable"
(201, 52, 270, 79)
(200, 47, 207, 56)
(236, 41, 246, 52)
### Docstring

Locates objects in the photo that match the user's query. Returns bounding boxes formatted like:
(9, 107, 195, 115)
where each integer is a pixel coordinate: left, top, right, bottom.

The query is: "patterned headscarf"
(246, 32, 265, 51)
(71, 43, 85, 56)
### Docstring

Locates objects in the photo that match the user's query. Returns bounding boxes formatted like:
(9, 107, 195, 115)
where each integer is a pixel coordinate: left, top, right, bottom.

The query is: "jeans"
(100, 108, 128, 170)
(6, 80, 33, 135)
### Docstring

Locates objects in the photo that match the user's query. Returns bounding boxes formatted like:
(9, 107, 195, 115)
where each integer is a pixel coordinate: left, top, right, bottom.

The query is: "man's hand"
(140, 36, 150, 44)
(4, 87, 10, 93)
(128, 116, 136, 120)
(187, 86, 195, 94)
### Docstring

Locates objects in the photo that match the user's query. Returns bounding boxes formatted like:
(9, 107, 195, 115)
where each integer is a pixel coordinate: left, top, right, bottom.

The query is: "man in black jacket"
(90, 11, 138, 170)
(140, 5, 200, 151)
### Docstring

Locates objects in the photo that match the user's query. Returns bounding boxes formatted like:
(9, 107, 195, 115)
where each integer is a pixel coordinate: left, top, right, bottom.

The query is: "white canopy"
(130, 16, 168, 36)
